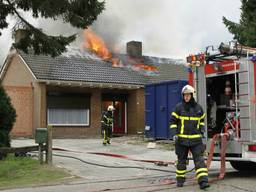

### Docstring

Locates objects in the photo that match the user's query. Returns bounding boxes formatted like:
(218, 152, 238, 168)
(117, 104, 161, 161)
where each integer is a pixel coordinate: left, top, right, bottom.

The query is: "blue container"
(145, 80, 188, 139)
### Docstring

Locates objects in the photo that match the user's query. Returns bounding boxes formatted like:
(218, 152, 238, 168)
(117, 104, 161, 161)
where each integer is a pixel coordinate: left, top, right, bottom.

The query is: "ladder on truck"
(234, 47, 256, 142)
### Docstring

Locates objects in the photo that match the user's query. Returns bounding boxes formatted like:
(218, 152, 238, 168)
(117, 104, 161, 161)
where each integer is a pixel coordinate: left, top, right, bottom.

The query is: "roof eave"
(36, 79, 145, 89)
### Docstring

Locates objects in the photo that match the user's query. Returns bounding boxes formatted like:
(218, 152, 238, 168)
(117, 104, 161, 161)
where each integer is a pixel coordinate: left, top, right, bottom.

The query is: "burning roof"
(82, 28, 159, 76)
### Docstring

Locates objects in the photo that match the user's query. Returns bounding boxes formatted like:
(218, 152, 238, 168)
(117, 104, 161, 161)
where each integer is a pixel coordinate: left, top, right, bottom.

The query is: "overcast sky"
(0, 0, 241, 65)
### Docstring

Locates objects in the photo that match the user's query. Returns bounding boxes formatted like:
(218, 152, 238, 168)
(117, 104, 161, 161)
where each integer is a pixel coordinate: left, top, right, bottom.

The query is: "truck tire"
(230, 161, 256, 171)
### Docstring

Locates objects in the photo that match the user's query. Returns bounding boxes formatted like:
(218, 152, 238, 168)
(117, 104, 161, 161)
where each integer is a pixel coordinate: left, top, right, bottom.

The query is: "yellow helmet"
(181, 85, 195, 95)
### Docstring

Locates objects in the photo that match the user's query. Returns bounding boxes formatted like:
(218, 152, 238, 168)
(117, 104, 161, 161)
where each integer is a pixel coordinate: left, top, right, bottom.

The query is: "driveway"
(2, 136, 256, 192)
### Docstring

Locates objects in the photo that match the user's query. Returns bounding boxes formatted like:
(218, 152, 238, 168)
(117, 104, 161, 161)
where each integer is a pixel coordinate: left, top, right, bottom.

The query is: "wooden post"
(46, 125, 53, 165)
(38, 143, 43, 164)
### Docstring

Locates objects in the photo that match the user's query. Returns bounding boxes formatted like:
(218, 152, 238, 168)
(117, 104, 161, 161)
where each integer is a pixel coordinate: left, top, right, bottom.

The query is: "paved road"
(2, 137, 256, 192)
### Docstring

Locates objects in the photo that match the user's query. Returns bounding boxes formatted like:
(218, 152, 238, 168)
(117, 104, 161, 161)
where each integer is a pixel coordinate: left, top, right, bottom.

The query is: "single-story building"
(0, 41, 187, 138)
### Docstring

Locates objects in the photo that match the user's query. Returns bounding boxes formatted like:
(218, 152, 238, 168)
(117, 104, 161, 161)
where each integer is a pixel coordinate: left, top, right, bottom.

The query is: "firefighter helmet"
(107, 105, 115, 111)
(181, 85, 195, 95)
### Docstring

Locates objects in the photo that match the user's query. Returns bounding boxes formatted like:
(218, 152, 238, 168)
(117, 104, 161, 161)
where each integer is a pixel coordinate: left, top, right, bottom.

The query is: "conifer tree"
(223, 0, 256, 47)
(0, 84, 16, 159)
(0, 0, 105, 57)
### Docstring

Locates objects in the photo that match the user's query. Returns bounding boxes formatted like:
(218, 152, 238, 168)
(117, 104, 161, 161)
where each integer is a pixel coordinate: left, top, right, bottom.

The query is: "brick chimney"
(126, 41, 142, 57)
(13, 29, 26, 43)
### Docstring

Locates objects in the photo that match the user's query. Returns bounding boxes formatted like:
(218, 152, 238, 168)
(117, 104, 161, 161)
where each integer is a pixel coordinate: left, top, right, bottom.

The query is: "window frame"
(47, 108, 90, 126)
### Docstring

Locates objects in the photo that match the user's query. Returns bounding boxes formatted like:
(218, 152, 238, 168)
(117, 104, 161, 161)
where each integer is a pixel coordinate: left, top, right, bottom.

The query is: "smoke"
(91, 0, 242, 58)
(0, 0, 241, 65)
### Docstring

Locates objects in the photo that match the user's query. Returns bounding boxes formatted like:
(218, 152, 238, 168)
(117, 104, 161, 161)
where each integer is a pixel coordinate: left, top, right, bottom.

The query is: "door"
(155, 84, 168, 139)
(113, 101, 126, 134)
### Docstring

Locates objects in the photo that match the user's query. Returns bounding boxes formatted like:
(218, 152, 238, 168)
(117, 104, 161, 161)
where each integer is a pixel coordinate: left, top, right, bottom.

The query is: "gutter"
(36, 79, 145, 90)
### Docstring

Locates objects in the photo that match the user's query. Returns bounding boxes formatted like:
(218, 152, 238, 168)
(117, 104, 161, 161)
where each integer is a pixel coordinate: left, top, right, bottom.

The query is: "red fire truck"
(187, 42, 256, 171)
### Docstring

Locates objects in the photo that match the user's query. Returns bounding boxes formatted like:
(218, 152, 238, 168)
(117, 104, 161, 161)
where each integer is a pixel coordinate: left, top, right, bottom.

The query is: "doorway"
(102, 100, 127, 134)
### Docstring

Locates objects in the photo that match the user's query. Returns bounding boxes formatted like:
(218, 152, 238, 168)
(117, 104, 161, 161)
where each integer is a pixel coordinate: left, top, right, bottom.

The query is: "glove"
(200, 127, 205, 138)
(173, 135, 178, 142)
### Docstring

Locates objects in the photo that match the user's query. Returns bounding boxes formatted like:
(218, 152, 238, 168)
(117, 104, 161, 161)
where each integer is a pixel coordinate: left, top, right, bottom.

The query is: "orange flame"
(82, 28, 157, 74)
(133, 63, 157, 71)
(83, 28, 112, 60)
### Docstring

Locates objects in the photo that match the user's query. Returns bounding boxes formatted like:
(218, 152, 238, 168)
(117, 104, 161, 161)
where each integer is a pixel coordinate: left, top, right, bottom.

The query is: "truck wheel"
(230, 161, 256, 171)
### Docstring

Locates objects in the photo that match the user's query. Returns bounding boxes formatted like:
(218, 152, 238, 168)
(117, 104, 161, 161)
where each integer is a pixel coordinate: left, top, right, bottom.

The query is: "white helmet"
(181, 85, 195, 95)
(107, 105, 115, 111)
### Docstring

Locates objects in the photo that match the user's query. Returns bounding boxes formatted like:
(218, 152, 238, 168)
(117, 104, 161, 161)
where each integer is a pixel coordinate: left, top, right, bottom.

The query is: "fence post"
(46, 125, 53, 165)
(38, 143, 43, 164)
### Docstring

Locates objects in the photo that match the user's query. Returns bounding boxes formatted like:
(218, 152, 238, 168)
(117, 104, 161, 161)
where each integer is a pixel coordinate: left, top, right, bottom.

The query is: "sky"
(0, 0, 242, 65)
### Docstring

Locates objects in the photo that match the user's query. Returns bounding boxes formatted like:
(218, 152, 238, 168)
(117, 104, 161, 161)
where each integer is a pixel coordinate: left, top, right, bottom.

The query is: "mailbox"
(35, 128, 48, 144)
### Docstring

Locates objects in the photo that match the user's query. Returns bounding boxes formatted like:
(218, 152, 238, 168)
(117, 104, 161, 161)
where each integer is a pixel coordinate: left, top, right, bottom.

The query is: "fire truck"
(187, 42, 256, 171)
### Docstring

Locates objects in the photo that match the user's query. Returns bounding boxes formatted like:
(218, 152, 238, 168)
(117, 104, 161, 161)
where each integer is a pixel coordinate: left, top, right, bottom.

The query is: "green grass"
(0, 155, 72, 189)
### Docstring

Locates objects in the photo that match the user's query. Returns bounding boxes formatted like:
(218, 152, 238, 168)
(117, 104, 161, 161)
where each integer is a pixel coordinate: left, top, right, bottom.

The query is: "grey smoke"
(0, 0, 241, 65)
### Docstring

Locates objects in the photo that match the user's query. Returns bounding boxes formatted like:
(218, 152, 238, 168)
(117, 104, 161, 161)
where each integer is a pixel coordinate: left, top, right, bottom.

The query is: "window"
(47, 92, 90, 126)
(48, 109, 89, 126)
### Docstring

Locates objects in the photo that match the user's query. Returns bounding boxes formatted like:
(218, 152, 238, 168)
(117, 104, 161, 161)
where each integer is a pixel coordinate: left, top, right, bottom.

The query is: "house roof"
(113, 54, 188, 83)
(17, 50, 188, 87)
(19, 51, 148, 86)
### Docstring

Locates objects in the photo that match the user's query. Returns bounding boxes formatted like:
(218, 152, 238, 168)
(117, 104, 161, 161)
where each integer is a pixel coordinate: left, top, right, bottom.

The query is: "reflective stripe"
(196, 172, 208, 179)
(177, 134, 202, 139)
(180, 116, 189, 120)
(200, 113, 206, 119)
(172, 112, 179, 119)
(176, 174, 185, 177)
(170, 124, 177, 128)
(190, 117, 200, 120)
(172, 113, 205, 121)
(196, 168, 208, 174)
(180, 119, 185, 134)
(171, 112, 206, 133)
(176, 170, 186, 174)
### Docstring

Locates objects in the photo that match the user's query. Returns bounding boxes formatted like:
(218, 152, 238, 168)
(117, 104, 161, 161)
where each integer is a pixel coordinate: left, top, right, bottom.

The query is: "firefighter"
(101, 105, 115, 145)
(170, 85, 210, 189)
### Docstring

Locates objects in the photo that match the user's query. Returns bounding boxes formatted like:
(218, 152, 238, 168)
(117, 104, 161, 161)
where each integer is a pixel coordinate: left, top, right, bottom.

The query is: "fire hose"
(206, 133, 228, 180)
(50, 134, 228, 191)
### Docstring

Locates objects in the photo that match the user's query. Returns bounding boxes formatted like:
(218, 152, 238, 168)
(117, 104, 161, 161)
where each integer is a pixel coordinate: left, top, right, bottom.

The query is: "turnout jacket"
(101, 111, 113, 127)
(170, 99, 205, 146)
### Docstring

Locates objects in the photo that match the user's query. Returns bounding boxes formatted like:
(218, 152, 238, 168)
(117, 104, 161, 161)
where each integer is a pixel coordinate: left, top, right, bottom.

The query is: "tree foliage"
(223, 0, 256, 47)
(0, 84, 16, 149)
(0, 0, 105, 57)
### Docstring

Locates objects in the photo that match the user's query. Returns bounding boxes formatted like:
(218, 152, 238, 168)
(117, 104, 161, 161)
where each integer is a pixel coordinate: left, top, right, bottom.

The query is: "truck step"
(239, 116, 250, 119)
(236, 93, 249, 96)
(237, 82, 249, 85)
(238, 105, 250, 108)
(237, 70, 249, 73)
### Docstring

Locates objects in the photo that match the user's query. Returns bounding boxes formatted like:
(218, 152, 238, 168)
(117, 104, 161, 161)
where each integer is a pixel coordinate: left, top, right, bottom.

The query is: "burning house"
(0, 29, 187, 138)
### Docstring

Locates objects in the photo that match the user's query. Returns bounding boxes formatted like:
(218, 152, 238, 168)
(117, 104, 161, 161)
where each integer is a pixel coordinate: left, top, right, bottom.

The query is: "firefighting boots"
(199, 181, 210, 190)
(176, 177, 185, 187)
(177, 182, 184, 187)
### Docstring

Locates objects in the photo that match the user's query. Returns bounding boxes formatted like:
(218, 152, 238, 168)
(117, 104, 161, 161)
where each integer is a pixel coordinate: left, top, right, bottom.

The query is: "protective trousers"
(103, 125, 112, 145)
(175, 143, 208, 184)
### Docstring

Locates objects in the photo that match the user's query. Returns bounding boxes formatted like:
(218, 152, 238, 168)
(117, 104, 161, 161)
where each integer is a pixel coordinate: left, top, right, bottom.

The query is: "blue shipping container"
(145, 80, 188, 139)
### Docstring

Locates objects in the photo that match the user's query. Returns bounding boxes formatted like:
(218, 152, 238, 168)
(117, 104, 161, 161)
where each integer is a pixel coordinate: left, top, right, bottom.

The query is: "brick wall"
(4, 86, 33, 137)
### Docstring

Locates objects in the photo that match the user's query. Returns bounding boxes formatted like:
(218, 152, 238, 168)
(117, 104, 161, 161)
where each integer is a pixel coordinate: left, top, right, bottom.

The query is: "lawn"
(0, 155, 72, 189)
